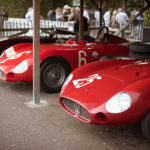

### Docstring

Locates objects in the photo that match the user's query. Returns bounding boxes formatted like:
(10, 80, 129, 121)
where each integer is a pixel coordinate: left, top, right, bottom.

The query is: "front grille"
(0, 70, 6, 79)
(62, 98, 91, 122)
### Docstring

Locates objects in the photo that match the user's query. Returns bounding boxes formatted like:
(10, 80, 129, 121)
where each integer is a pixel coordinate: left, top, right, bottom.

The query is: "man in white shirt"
(116, 8, 129, 28)
(103, 8, 112, 27)
(25, 8, 34, 26)
(94, 10, 100, 22)
(83, 7, 90, 21)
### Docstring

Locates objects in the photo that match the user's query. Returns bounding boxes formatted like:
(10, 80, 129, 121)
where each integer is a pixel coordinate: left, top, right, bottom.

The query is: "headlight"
(62, 73, 73, 88)
(13, 60, 28, 73)
(105, 92, 132, 113)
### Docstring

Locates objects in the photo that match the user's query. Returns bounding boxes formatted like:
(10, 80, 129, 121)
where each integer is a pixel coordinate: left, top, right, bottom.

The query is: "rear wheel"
(40, 58, 71, 93)
(141, 110, 150, 140)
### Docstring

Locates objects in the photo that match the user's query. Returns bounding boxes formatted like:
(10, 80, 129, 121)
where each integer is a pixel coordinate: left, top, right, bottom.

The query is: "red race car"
(59, 42, 150, 139)
(0, 27, 129, 93)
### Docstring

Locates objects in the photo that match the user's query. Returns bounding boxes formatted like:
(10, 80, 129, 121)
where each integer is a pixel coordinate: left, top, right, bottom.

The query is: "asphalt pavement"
(0, 80, 150, 150)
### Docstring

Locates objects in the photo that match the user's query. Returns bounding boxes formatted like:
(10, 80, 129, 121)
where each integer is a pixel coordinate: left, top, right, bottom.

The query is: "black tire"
(141, 110, 150, 140)
(129, 52, 150, 59)
(40, 58, 71, 93)
(129, 42, 150, 53)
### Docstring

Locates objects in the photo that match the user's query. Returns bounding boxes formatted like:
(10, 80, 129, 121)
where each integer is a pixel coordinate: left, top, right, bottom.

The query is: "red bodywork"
(60, 59, 150, 125)
(0, 35, 129, 83)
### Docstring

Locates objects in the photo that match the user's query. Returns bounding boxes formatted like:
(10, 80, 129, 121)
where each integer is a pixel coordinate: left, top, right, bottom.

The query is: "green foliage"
(85, 0, 144, 10)
(53, 0, 72, 9)
(0, 0, 32, 18)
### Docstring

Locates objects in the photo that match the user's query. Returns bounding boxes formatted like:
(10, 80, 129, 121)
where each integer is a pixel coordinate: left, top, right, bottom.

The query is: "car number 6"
(78, 50, 87, 67)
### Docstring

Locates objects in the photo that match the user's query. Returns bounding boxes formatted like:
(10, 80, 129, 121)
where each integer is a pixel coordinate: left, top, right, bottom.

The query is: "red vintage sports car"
(59, 42, 150, 139)
(0, 27, 129, 93)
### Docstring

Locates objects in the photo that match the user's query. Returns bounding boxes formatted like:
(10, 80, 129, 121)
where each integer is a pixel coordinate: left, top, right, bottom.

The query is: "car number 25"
(78, 50, 87, 67)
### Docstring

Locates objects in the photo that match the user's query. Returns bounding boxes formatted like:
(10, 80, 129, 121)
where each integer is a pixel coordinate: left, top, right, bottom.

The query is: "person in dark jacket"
(47, 8, 56, 21)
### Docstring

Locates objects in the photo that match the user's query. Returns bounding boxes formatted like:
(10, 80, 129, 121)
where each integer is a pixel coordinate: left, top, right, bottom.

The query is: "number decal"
(78, 50, 87, 67)
(73, 74, 102, 88)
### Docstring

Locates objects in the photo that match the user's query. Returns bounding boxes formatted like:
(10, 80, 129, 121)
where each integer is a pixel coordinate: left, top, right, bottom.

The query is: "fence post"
(0, 16, 4, 38)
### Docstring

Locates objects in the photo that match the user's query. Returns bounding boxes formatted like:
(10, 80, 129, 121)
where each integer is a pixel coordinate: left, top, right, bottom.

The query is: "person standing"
(111, 9, 118, 28)
(135, 8, 143, 40)
(94, 9, 100, 22)
(25, 7, 34, 26)
(0, 7, 8, 20)
(47, 8, 56, 21)
(55, 7, 64, 21)
(103, 8, 112, 27)
(68, 7, 78, 21)
(62, 5, 71, 21)
(115, 8, 129, 28)
(83, 7, 90, 21)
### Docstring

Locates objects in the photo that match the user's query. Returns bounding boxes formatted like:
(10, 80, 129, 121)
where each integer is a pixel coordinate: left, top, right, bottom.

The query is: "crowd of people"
(0, 5, 143, 39)
(47, 5, 143, 28)
(47, 5, 100, 22)
(46, 5, 143, 38)
(47, 5, 92, 33)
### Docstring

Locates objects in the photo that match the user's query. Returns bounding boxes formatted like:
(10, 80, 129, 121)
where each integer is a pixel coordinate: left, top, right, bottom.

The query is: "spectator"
(47, 8, 56, 20)
(68, 7, 78, 21)
(135, 8, 143, 39)
(55, 7, 64, 21)
(111, 9, 118, 28)
(130, 9, 137, 29)
(83, 7, 90, 21)
(89, 9, 95, 20)
(25, 7, 34, 25)
(94, 9, 100, 22)
(0, 7, 8, 20)
(74, 9, 89, 35)
(63, 5, 71, 21)
(131, 8, 143, 39)
(63, 5, 71, 15)
(115, 8, 129, 28)
(103, 8, 112, 27)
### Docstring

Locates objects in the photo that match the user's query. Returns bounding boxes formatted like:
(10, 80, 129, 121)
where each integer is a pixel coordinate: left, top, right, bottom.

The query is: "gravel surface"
(0, 80, 150, 150)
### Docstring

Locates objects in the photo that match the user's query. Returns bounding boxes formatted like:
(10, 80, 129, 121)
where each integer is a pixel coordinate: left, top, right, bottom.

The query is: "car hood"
(0, 43, 33, 67)
(61, 59, 150, 111)
(0, 43, 76, 65)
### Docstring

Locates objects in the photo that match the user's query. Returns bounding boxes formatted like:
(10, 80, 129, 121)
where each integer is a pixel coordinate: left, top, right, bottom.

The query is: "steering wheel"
(97, 26, 109, 42)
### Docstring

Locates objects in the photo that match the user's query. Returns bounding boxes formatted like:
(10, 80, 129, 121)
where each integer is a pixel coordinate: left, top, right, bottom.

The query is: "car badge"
(74, 102, 81, 117)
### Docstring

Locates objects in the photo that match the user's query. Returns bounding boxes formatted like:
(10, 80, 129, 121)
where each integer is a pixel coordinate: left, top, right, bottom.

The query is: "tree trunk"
(0, 16, 4, 38)
(122, 0, 126, 10)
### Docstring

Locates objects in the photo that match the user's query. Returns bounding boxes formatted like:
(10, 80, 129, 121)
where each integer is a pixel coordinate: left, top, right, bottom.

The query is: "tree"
(0, 0, 72, 18)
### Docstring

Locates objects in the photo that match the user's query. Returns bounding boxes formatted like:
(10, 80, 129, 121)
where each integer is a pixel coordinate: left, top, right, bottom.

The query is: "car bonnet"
(0, 43, 33, 68)
(61, 59, 150, 111)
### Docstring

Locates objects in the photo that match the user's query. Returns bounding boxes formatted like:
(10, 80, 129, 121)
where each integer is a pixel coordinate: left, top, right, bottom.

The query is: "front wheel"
(40, 58, 71, 93)
(141, 110, 150, 140)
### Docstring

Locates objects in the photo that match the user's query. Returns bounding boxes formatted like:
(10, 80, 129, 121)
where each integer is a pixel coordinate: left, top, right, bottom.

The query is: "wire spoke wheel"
(40, 58, 71, 93)
(42, 64, 66, 89)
